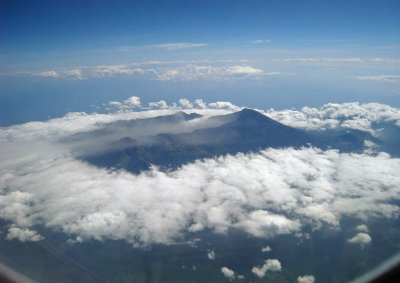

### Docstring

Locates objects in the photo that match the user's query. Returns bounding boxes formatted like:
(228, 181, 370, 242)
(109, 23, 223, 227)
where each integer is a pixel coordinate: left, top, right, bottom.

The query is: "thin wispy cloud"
(152, 42, 208, 51)
(252, 39, 272, 44)
(10, 61, 272, 81)
(355, 75, 400, 83)
(278, 57, 400, 66)
(281, 57, 363, 63)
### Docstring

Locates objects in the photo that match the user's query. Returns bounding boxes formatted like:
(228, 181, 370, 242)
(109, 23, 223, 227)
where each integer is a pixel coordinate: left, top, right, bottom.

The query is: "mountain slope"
(83, 109, 313, 173)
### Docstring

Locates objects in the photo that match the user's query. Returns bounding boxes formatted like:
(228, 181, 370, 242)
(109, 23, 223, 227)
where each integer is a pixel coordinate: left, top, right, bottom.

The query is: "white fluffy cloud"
(123, 96, 141, 108)
(261, 245, 271, 252)
(252, 259, 282, 278)
(348, 233, 372, 246)
(207, 249, 215, 260)
(356, 224, 369, 233)
(0, 100, 399, 246)
(266, 102, 400, 134)
(221, 267, 235, 279)
(148, 100, 168, 109)
(178, 98, 193, 108)
(6, 226, 44, 242)
(297, 275, 315, 283)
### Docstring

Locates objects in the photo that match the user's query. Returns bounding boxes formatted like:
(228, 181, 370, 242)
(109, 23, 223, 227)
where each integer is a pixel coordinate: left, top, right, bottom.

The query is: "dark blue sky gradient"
(2, 0, 399, 52)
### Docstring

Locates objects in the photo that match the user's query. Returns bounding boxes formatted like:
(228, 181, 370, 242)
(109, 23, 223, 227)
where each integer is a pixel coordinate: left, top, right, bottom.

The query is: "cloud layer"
(152, 42, 208, 51)
(17, 61, 273, 81)
(1, 99, 400, 247)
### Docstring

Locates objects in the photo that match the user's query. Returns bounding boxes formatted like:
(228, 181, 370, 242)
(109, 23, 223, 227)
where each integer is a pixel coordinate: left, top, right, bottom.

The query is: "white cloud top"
(221, 267, 235, 279)
(0, 99, 399, 247)
(348, 233, 372, 246)
(297, 275, 316, 283)
(6, 226, 43, 242)
(261, 245, 272, 252)
(252, 259, 282, 278)
(356, 224, 369, 233)
(207, 249, 215, 260)
(266, 102, 400, 134)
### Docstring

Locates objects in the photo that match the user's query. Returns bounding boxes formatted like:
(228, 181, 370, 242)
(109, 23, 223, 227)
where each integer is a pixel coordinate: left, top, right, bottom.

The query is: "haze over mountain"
(81, 108, 379, 174)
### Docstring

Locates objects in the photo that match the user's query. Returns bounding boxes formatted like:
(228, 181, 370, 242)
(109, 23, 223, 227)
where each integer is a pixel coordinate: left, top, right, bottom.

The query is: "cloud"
(179, 98, 193, 108)
(252, 39, 272, 44)
(355, 75, 400, 83)
(194, 99, 207, 109)
(17, 60, 290, 81)
(261, 245, 271, 252)
(123, 96, 141, 108)
(348, 233, 372, 246)
(90, 65, 144, 78)
(6, 226, 44, 242)
(225, 66, 263, 75)
(148, 100, 168, 109)
(277, 57, 400, 69)
(235, 210, 300, 238)
(0, 100, 400, 246)
(207, 249, 215, 260)
(251, 259, 282, 278)
(221, 267, 235, 279)
(266, 102, 400, 134)
(33, 70, 60, 78)
(63, 69, 85, 80)
(297, 275, 315, 283)
(152, 43, 208, 51)
(107, 96, 142, 110)
(356, 224, 369, 232)
(208, 101, 240, 111)
(282, 57, 363, 63)
(150, 64, 265, 81)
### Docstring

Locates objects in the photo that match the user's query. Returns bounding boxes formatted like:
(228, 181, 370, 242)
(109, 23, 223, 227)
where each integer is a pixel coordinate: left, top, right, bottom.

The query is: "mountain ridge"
(83, 109, 314, 173)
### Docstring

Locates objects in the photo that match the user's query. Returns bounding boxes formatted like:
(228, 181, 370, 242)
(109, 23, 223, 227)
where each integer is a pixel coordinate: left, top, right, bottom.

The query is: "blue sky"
(1, 0, 399, 125)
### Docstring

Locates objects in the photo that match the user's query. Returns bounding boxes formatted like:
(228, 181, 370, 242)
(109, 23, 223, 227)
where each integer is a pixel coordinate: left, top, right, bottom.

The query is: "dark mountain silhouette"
(82, 109, 379, 174)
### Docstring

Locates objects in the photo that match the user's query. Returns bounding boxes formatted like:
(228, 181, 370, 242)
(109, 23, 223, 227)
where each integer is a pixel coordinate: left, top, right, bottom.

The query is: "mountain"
(83, 109, 313, 173)
(63, 111, 202, 143)
(81, 108, 383, 174)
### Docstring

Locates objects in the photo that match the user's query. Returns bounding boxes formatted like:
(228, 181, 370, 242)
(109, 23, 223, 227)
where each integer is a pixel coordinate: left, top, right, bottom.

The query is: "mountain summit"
(83, 109, 312, 173)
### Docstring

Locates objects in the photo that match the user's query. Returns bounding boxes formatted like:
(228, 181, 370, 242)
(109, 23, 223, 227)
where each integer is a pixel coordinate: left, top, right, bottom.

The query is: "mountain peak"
(235, 108, 274, 125)
(158, 111, 202, 122)
(238, 108, 262, 116)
